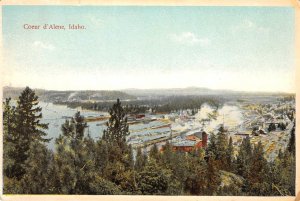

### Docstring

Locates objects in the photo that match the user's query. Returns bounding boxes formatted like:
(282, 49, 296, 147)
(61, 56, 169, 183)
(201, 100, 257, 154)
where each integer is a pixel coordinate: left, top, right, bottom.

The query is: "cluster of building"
(171, 131, 208, 152)
(124, 98, 295, 162)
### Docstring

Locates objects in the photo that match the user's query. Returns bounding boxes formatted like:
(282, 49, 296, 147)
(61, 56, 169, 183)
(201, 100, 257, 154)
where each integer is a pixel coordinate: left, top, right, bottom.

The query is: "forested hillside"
(3, 86, 136, 102)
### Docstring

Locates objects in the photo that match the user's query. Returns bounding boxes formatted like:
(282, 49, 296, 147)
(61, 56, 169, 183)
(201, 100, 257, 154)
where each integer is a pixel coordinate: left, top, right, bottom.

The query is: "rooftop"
(172, 139, 197, 147)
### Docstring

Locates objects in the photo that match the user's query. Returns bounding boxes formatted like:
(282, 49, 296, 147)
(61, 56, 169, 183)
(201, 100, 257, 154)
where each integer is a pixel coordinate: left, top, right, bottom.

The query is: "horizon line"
(3, 85, 295, 94)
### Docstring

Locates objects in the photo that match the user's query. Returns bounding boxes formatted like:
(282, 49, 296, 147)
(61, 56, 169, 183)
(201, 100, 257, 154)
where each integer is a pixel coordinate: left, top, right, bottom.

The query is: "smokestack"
(202, 131, 208, 148)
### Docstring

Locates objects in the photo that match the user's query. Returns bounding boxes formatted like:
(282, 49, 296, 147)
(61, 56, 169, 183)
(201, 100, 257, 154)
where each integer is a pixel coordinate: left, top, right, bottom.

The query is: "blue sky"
(2, 6, 295, 92)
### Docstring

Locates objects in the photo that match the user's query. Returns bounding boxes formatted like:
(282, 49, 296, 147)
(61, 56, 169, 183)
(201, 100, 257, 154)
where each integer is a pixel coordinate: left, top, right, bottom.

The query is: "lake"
(39, 102, 108, 150)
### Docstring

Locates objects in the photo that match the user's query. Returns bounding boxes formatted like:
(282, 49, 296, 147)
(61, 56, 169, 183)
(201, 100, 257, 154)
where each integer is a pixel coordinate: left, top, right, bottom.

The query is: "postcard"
(0, 1, 299, 201)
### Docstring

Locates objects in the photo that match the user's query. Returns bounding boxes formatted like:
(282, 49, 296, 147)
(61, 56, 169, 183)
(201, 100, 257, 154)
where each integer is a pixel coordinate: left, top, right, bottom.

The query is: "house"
(172, 139, 202, 152)
(185, 131, 208, 148)
(171, 131, 208, 152)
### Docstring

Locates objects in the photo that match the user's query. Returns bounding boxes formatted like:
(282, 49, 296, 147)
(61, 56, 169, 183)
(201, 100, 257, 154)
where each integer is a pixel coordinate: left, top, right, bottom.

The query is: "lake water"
(39, 102, 108, 150)
(39, 102, 172, 150)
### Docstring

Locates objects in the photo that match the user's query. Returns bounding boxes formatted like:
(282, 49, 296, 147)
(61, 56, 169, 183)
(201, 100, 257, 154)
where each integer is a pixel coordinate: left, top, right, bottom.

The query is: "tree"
(3, 98, 17, 179)
(161, 141, 172, 163)
(235, 137, 252, 192)
(149, 143, 160, 161)
(206, 155, 221, 195)
(95, 140, 109, 174)
(54, 112, 97, 194)
(268, 123, 276, 132)
(3, 87, 50, 180)
(235, 137, 252, 181)
(248, 141, 270, 195)
(20, 141, 55, 194)
(88, 176, 121, 195)
(185, 155, 208, 195)
(161, 142, 187, 194)
(287, 123, 295, 155)
(278, 123, 286, 131)
(226, 137, 234, 171)
(266, 122, 296, 196)
(215, 126, 228, 169)
(102, 98, 130, 148)
(135, 147, 147, 172)
(206, 133, 217, 157)
(137, 159, 172, 195)
(99, 99, 135, 193)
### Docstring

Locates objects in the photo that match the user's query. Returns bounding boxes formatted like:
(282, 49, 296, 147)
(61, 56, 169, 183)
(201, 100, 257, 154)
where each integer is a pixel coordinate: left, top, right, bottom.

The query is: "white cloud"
(86, 14, 102, 26)
(32, 41, 55, 51)
(231, 19, 269, 33)
(244, 19, 254, 28)
(170, 32, 210, 46)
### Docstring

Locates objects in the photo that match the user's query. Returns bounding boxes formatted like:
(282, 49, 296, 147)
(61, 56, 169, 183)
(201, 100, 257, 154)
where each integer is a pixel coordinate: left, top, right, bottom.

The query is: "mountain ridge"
(3, 86, 293, 103)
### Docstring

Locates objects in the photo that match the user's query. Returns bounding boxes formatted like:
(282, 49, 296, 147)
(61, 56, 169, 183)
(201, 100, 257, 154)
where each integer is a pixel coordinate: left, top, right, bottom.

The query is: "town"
(82, 94, 295, 162)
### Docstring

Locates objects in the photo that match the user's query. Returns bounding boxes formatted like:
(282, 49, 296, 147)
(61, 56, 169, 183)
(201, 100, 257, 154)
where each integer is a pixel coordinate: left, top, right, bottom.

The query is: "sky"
(2, 6, 295, 92)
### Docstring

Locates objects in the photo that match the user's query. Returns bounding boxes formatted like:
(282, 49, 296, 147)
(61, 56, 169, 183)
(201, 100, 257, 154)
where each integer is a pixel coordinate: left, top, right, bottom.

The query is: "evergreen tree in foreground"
(3, 98, 16, 179)
(3, 87, 50, 180)
(102, 98, 130, 147)
(248, 141, 270, 195)
(215, 126, 228, 169)
(99, 99, 136, 193)
(54, 112, 97, 194)
(226, 136, 234, 171)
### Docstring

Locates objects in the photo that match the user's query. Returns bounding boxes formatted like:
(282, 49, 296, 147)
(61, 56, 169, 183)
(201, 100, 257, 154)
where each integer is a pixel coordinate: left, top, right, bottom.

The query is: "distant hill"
(122, 87, 223, 97)
(122, 87, 291, 97)
(121, 87, 246, 96)
(3, 87, 136, 102)
(3, 86, 292, 103)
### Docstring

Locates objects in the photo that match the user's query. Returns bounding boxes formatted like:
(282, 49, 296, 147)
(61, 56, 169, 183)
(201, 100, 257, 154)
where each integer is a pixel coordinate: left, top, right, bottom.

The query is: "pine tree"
(137, 159, 172, 195)
(3, 87, 49, 180)
(205, 155, 221, 195)
(102, 98, 129, 148)
(54, 111, 97, 194)
(161, 141, 174, 167)
(135, 147, 147, 172)
(99, 99, 135, 193)
(268, 123, 276, 132)
(149, 143, 160, 161)
(206, 133, 217, 157)
(95, 140, 109, 174)
(235, 136, 252, 178)
(215, 126, 228, 169)
(185, 154, 208, 195)
(3, 98, 17, 179)
(169, 152, 188, 193)
(226, 136, 234, 171)
(248, 141, 270, 195)
(287, 123, 295, 155)
(20, 141, 55, 194)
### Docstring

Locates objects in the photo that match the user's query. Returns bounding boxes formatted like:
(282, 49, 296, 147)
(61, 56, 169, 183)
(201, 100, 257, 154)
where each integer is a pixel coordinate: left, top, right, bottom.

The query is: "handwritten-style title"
(23, 24, 86, 30)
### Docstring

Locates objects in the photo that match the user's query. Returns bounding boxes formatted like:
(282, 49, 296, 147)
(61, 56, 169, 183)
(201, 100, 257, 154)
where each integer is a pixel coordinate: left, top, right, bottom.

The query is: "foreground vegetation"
(3, 87, 295, 195)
